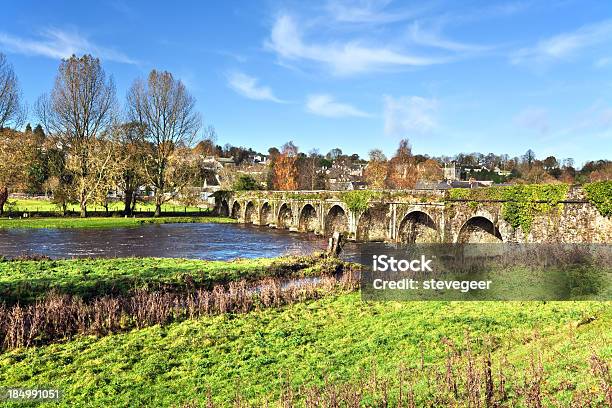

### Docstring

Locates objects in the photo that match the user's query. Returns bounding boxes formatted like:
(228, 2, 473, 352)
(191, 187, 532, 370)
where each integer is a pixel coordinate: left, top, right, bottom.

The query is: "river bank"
(0, 216, 235, 229)
(0, 255, 346, 303)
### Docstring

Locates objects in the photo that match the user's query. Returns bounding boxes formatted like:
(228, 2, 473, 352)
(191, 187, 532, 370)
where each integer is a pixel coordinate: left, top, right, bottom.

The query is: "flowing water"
(0, 223, 362, 260)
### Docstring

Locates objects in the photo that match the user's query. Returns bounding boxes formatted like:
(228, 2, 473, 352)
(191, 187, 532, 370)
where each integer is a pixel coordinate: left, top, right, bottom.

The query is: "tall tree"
(0, 129, 30, 214)
(273, 141, 299, 190)
(36, 55, 117, 217)
(299, 148, 323, 190)
(522, 149, 536, 169)
(364, 149, 388, 189)
(387, 139, 418, 189)
(113, 122, 146, 215)
(127, 70, 201, 216)
(419, 158, 443, 182)
(0, 53, 25, 130)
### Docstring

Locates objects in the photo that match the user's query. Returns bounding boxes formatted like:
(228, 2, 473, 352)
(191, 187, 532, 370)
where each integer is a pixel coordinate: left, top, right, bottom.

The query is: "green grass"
(0, 256, 337, 303)
(0, 295, 608, 407)
(0, 216, 234, 229)
(5, 198, 203, 213)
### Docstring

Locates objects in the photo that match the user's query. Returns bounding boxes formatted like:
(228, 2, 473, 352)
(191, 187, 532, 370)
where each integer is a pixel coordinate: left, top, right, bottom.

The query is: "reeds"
(0, 271, 359, 350)
(186, 349, 611, 407)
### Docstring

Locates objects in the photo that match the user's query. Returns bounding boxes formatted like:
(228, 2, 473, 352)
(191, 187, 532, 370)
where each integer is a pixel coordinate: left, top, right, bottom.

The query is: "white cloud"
(511, 19, 612, 66)
(0, 28, 137, 64)
(514, 107, 550, 134)
(383, 95, 438, 135)
(306, 94, 370, 118)
(265, 14, 446, 76)
(227, 72, 285, 103)
(408, 22, 490, 53)
(325, 0, 421, 24)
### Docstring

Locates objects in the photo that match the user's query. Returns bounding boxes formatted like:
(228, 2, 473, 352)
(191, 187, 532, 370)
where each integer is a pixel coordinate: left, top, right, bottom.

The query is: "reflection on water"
(0, 223, 365, 261)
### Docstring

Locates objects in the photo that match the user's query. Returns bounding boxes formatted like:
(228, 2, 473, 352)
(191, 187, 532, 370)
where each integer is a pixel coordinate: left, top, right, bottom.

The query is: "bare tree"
(36, 55, 117, 217)
(0, 53, 26, 129)
(387, 139, 418, 189)
(113, 122, 146, 215)
(127, 70, 201, 216)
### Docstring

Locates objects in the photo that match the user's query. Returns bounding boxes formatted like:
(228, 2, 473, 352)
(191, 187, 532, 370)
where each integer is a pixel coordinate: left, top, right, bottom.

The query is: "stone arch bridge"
(215, 189, 611, 244)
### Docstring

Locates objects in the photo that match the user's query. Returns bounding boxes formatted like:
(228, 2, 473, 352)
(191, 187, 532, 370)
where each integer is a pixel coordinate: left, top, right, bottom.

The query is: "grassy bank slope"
(0, 256, 340, 303)
(0, 295, 608, 407)
(0, 216, 234, 229)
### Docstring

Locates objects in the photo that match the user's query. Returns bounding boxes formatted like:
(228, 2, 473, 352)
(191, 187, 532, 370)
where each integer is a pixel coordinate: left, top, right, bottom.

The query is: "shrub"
(233, 175, 260, 191)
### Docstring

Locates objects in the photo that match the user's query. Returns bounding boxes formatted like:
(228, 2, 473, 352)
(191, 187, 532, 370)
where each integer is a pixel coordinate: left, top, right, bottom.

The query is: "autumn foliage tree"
(386, 139, 418, 189)
(419, 158, 443, 182)
(272, 141, 299, 190)
(0, 130, 31, 214)
(364, 149, 388, 189)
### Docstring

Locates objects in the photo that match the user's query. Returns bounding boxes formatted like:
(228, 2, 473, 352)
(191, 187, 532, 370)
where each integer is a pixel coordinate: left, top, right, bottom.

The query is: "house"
(252, 154, 268, 164)
(415, 179, 489, 190)
(325, 160, 367, 190)
(328, 180, 368, 191)
(202, 156, 235, 170)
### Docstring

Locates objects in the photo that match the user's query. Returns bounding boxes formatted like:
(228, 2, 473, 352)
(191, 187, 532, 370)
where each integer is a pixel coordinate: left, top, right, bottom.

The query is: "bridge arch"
(260, 202, 272, 225)
(277, 203, 293, 229)
(244, 201, 256, 224)
(230, 201, 241, 219)
(298, 204, 318, 232)
(324, 205, 349, 236)
(219, 199, 230, 217)
(457, 216, 503, 243)
(398, 210, 439, 243)
(357, 204, 389, 241)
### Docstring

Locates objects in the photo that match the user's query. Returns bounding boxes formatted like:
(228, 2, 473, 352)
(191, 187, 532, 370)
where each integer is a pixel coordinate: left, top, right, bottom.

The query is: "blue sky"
(1, 0, 611, 165)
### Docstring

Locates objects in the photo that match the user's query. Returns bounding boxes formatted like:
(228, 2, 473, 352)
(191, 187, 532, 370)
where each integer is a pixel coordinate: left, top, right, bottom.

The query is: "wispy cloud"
(570, 102, 612, 132)
(511, 19, 612, 66)
(514, 107, 550, 135)
(325, 0, 424, 24)
(595, 56, 612, 68)
(383, 95, 438, 135)
(227, 71, 285, 103)
(0, 28, 137, 64)
(265, 14, 447, 76)
(306, 94, 370, 118)
(407, 22, 491, 53)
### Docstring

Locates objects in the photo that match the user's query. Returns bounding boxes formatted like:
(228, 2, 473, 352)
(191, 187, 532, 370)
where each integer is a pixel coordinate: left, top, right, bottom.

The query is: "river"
(0, 223, 362, 260)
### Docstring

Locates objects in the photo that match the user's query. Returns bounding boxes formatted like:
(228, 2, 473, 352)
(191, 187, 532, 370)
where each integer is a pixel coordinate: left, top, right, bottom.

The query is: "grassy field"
(5, 198, 203, 214)
(0, 216, 234, 229)
(0, 257, 609, 406)
(0, 293, 608, 407)
(0, 255, 338, 303)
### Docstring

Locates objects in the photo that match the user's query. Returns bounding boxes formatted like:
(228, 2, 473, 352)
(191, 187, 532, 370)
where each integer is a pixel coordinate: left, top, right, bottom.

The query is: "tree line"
(0, 53, 201, 216)
(1, 52, 610, 213)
